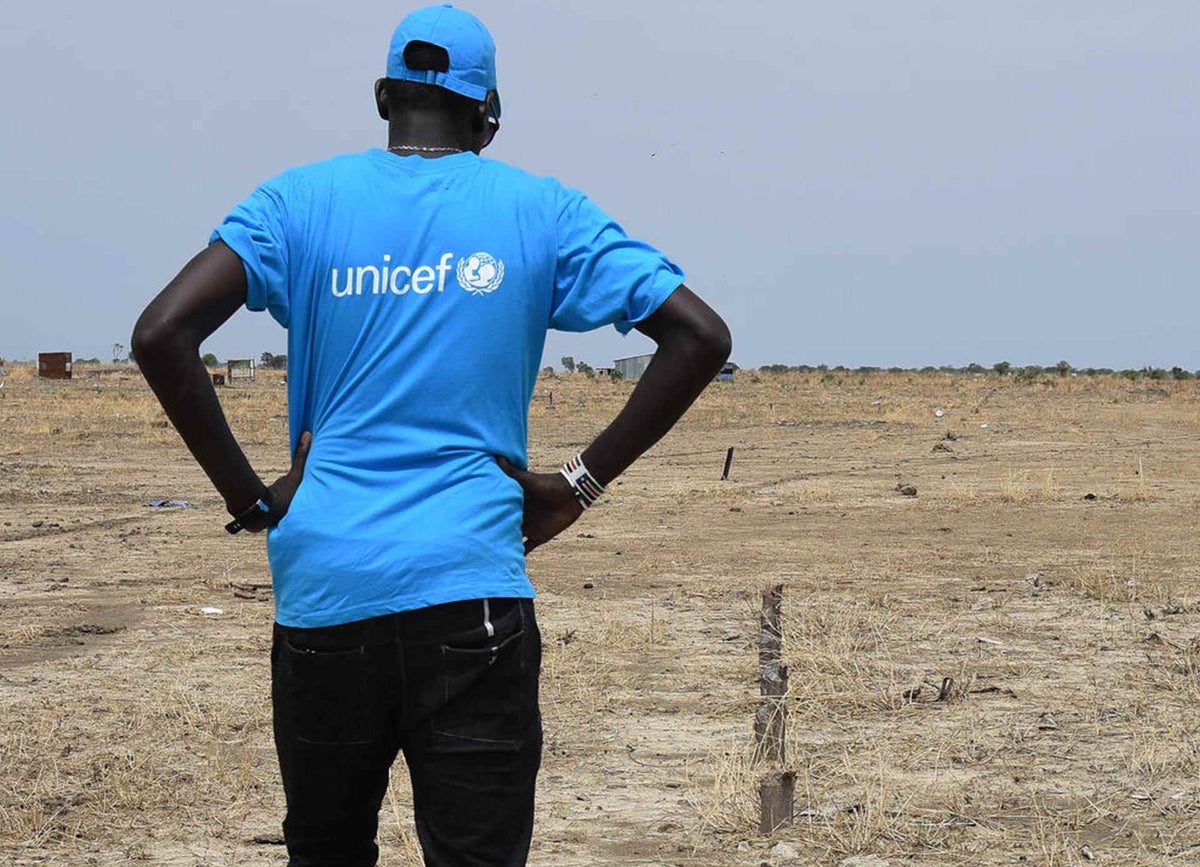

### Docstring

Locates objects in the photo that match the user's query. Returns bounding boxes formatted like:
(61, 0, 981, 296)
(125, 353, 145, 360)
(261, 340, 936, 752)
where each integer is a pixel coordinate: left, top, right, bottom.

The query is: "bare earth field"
(3, 365, 1200, 866)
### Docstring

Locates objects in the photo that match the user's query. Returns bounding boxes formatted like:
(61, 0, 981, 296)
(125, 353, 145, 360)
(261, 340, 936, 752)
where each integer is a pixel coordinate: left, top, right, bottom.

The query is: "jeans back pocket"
(276, 637, 375, 745)
(430, 625, 533, 751)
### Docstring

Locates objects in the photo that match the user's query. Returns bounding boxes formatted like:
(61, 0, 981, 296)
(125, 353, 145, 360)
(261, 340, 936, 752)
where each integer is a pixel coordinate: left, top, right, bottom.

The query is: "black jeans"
(271, 598, 542, 867)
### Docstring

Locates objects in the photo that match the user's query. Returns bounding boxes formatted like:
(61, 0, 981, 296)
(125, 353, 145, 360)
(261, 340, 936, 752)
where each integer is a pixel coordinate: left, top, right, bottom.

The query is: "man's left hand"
(497, 456, 583, 553)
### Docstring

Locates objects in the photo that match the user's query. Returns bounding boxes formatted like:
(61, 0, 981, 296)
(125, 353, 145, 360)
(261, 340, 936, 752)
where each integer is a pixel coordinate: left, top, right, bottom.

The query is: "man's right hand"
(497, 456, 583, 553)
(246, 431, 312, 533)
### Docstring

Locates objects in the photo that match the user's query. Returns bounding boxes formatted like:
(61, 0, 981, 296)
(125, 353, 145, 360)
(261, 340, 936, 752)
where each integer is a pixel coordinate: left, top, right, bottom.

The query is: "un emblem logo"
(456, 252, 505, 296)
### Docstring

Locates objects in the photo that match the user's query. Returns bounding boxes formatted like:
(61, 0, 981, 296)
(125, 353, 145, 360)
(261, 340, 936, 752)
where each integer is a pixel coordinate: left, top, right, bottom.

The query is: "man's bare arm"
(583, 285, 732, 485)
(131, 241, 309, 530)
(499, 284, 731, 551)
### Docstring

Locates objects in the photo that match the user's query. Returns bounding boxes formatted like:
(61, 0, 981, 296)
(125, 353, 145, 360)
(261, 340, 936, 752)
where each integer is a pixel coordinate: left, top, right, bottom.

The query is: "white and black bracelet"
(560, 454, 606, 509)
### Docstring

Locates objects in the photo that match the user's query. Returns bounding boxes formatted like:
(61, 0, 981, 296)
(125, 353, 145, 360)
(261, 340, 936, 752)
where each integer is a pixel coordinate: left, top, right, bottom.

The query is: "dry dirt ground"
(3, 366, 1200, 866)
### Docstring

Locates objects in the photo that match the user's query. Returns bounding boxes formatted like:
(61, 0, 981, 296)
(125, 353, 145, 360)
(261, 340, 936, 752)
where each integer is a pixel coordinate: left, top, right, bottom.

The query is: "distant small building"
(717, 362, 736, 382)
(227, 358, 256, 383)
(614, 353, 655, 382)
(38, 352, 72, 380)
(595, 367, 615, 378)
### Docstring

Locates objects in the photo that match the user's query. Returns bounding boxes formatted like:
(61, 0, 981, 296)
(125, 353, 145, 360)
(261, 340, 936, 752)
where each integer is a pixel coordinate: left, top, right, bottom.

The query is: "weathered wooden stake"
(755, 583, 793, 835)
(758, 768, 796, 834)
(721, 446, 734, 481)
(753, 583, 787, 763)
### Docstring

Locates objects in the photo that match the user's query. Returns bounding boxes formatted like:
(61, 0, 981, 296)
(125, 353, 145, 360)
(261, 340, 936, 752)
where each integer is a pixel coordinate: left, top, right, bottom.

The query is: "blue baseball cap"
(387, 4, 501, 119)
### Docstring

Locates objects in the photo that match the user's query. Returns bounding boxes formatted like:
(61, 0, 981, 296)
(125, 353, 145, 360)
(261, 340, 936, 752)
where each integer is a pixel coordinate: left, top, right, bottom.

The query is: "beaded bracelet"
(559, 454, 606, 509)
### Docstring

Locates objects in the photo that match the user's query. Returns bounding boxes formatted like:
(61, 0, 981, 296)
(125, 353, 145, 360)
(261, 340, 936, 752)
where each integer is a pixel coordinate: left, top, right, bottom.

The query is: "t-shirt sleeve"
(551, 187, 684, 334)
(210, 183, 290, 327)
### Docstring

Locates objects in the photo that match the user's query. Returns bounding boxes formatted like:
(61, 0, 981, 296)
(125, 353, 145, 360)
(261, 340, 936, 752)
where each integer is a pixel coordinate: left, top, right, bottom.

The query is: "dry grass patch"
(6, 369, 1200, 863)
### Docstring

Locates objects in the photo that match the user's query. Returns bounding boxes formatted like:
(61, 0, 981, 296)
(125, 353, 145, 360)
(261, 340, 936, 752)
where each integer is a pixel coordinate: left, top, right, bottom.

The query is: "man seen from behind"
(132, 5, 731, 865)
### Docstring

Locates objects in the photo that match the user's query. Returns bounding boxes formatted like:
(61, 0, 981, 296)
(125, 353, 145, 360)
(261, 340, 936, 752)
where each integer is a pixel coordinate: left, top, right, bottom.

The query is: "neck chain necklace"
(388, 144, 464, 154)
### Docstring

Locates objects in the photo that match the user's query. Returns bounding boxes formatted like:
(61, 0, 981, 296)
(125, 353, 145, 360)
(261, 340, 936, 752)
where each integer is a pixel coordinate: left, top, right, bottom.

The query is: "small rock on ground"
(770, 841, 801, 862)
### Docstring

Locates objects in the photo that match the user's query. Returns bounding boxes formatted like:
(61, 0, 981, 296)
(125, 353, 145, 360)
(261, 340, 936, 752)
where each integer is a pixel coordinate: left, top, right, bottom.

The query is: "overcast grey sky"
(1, 1, 1196, 370)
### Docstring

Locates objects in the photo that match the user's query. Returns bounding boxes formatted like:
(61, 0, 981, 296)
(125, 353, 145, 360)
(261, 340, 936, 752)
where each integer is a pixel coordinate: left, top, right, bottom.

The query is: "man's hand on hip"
(246, 431, 313, 533)
(497, 456, 583, 554)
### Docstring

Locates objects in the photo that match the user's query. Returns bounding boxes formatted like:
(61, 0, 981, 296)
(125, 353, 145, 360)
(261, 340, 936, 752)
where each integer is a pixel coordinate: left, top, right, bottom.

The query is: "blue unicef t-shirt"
(212, 149, 683, 628)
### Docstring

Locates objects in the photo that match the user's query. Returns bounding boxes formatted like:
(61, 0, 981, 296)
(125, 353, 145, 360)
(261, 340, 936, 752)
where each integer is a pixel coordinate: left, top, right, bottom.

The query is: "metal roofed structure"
(613, 353, 655, 382)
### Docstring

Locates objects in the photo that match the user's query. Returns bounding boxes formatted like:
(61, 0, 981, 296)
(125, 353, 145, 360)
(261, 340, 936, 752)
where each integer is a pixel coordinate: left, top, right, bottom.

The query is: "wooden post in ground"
(754, 583, 793, 834)
(758, 768, 797, 835)
(753, 583, 787, 763)
(721, 446, 734, 481)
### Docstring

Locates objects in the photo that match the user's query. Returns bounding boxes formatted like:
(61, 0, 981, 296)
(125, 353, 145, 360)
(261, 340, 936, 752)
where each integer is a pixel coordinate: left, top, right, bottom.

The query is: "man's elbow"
(687, 311, 731, 370)
(641, 285, 732, 369)
(704, 316, 733, 366)
(131, 318, 160, 361)
(131, 309, 181, 363)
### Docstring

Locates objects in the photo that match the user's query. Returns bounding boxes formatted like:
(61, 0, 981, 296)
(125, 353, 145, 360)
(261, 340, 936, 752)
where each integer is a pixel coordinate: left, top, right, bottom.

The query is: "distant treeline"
(0, 353, 289, 369)
(3, 356, 1195, 383)
(755, 362, 1200, 381)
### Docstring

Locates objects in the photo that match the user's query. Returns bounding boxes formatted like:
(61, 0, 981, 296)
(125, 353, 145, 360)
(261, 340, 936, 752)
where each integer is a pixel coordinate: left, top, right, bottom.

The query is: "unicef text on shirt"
(330, 252, 456, 297)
